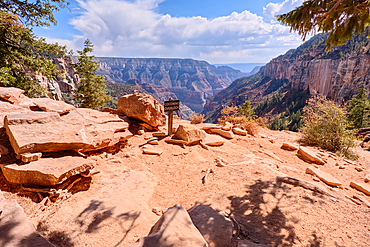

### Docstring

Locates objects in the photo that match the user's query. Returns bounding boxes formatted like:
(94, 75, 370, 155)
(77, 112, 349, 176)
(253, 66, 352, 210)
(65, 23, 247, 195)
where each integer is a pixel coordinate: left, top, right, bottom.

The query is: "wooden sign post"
(164, 98, 180, 136)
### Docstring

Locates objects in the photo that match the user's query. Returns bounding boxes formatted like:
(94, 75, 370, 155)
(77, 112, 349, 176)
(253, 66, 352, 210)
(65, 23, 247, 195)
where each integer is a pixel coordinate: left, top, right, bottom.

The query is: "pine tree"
(277, 0, 370, 50)
(348, 87, 370, 129)
(72, 39, 111, 109)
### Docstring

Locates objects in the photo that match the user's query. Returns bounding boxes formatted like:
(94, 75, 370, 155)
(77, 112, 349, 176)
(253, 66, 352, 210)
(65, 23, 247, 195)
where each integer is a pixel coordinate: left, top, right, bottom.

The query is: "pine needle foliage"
(0, 11, 67, 97)
(300, 95, 357, 159)
(348, 87, 370, 129)
(72, 39, 111, 109)
(277, 0, 370, 50)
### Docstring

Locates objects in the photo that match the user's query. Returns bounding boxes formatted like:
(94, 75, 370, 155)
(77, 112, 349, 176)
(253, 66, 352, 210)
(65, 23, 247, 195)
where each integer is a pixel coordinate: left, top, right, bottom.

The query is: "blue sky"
(33, 0, 305, 64)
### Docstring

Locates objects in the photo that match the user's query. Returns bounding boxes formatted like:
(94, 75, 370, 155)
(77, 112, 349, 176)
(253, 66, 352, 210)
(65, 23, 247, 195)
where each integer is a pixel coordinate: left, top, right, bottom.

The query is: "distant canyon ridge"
(94, 58, 250, 117)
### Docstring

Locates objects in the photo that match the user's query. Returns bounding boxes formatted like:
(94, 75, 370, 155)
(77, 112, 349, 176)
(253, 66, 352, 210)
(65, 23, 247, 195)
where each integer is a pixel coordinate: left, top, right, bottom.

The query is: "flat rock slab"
(222, 122, 233, 131)
(5, 112, 93, 154)
(210, 129, 234, 139)
(232, 127, 247, 136)
(128, 204, 208, 247)
(189, 205, 233, 247)
(0, 101, 31, 127)
(350, 181, 370, 196)
(20, 152, 42, 163)
(0, 194, 54, 247)
(0, 156, 95, 186)
(298, 147, 325, 165)
(306, 166, 342, 186)
(262, 150, 283, 163)
(32, 98, 75, 114)
(281, 142, 299, 151)
(204, 134, 225, 146)
(5, 109, 130, 154)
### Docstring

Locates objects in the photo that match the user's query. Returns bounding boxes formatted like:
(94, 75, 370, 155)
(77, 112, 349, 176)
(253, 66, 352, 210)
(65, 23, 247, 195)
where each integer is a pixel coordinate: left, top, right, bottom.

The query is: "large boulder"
(4, 109, 130, 154)
(174, 124, 206, 142)
(0, 192, 55, 247)
(129, 204, 208, 247)
(0, 155, 96, 186)
(117, 93, 166, 128)
(188, 205, 234, 247)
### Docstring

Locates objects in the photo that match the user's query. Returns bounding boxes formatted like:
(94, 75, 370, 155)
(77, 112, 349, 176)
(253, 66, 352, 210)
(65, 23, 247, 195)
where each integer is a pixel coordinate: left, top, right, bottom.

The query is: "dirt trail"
(1, 122, 370, 247)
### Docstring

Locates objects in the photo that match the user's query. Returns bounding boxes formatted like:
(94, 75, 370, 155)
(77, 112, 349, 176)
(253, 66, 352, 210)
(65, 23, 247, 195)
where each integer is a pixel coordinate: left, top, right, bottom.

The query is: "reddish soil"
(1, 121, 370, 247)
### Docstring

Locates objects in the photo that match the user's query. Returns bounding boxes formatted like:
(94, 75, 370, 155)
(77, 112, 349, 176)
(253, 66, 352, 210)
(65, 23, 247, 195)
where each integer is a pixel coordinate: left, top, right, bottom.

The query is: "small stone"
(143, 148, 163, 155)
(138, 129, 145, 135)
(20, 152, 42, 163)
(152, 207, 164, 216)
(215, 157, 229, 167)
(221, 122, 233, 131)
(312, 176, 320, 182)
(306, 166, 342, 186)
(355, 167, 364, 172)
(232, 127, 247, 136)
(269, 139, 275, 143)
(339, 166, 346, 169)
(210, 128, 234, 139)
(148, 139, 159, 145)
(364, 174, 370, 183)
(153, 132, 166, 137)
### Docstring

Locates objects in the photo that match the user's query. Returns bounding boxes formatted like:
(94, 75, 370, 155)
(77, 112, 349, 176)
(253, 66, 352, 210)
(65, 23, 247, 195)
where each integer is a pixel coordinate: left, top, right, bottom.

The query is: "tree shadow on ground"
(227, 179, 326, 247)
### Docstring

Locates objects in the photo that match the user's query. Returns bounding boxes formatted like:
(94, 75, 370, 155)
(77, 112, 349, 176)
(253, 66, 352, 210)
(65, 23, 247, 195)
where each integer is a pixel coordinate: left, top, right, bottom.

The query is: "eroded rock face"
(174, 124, 206, 142)
(117, 93, 166, 128)
(129, 204, 208, 247)
(0, 155, 96, 186)
(4, 109, 130, 154)
(0, 192, 55, 247)
(188, 205, 234, 247)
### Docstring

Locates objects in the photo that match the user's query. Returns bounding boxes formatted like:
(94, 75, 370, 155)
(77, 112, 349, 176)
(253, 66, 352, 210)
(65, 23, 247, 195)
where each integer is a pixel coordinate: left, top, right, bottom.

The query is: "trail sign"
(164, 99, 180, 135)
(164, 100, 180, 112)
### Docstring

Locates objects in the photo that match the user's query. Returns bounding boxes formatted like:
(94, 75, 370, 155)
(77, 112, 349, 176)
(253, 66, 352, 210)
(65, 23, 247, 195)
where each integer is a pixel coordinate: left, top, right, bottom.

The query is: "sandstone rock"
(365, 174, 370, 183)
(174, 124, 206, 142)
(204, 134, 225, 146)
(188, 205, 233, 247)
(5, 109, 130, 154)
(222, 122, 233, 131)
(5, 112, 93, 154)
(232, 127, 247, 136)
(32, 97, 75, 114)
(0, 101, 31, 127)
(153, 131, 166, 137)
(0, 197, 55, 247)
(138, 129, 145, 135)
(298, 147, 325, 165)
(281, 142, 299, 151)
(117, 93, 166, 127)
(0, 87, 24, 103)
(305, 166, 342, 186)
(0, 155, 95, 186)
(350, 181, 370, 196)
(215, 157, 230, 167)
(148, 139, 159, 145)
(128, 204, 208, 247)
(20, 152, 42, 163)
(101, 107, 118, 114)
(210, 129, 234, 139)
(143, 148, 163, 155)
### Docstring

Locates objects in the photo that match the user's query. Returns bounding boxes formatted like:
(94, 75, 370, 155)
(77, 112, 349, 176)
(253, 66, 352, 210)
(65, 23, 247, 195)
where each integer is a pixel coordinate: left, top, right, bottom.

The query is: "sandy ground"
(1, 121, 370, 247)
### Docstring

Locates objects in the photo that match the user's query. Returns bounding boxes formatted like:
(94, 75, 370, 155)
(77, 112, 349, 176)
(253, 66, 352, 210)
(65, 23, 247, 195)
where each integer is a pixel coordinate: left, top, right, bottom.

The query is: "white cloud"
(263, 0, 304, 20)
(63, 0, 304, 63)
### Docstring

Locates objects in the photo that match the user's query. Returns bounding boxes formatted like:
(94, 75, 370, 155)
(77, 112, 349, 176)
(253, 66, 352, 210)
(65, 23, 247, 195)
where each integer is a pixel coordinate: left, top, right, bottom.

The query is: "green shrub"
(300, 95, 358, 159)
